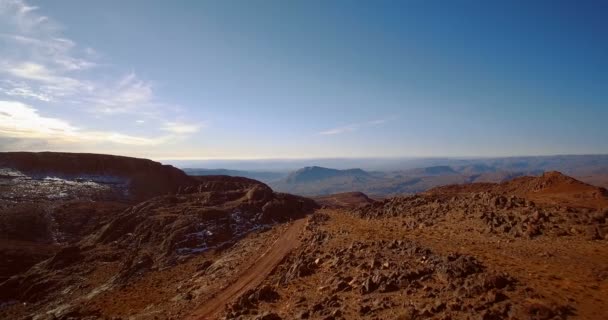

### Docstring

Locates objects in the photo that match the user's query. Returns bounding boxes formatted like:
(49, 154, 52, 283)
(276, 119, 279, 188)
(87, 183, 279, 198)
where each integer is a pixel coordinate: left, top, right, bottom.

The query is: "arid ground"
(1, 153, 607, 320)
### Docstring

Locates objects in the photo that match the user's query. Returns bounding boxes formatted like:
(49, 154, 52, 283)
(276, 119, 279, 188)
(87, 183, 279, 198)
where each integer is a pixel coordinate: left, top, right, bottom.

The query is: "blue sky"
(0, 0, 606, 159)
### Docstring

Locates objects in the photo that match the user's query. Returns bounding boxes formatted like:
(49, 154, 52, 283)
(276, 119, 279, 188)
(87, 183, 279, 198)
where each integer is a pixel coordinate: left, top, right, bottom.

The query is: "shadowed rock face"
(93, 175, 318, 258)
(0, 175, 319, 306)
(0, 152, 196, 200)
(0, 152, 198, 283)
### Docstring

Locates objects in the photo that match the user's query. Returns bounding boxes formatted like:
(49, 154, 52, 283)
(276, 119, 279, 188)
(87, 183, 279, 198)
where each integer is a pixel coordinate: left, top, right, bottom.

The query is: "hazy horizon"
(1, 0, 607, 159)
(161, 154, 608, 172)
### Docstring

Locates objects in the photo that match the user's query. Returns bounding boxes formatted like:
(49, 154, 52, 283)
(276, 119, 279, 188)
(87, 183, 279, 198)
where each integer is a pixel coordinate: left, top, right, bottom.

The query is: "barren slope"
(2, 166, 607, 320)
(429, 171, 608, 209)
(213, 174, 608, 320)
(189, 218, 307, 319)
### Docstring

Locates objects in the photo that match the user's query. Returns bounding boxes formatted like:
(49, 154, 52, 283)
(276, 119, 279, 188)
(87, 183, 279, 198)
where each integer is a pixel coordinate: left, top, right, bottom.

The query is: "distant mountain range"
(269, 165, 539, 196)
(285, 166, 370, 183)
(180, 155, 608, 196)
(168, 154, 608, 172)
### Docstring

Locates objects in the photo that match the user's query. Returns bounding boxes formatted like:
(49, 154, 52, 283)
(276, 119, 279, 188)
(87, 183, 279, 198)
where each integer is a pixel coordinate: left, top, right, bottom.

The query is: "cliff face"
(0, 152, 196, 200)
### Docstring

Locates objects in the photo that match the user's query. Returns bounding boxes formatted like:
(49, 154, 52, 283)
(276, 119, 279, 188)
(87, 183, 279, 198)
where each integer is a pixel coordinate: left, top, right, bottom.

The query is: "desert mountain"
(429, 171, 608, 209)
(0, 167, 317, 319)
(180, 154, 608, 192)
(0, 152, 195, 201)
(401, 165, 458, 176)
(270, 165, 537, 197)
(174, 154, 608, 173)
(271, 166, 379, 196)
(2, 154, 608, 320)
(285, 166, 370, 183)
(0, 152, 201, 284)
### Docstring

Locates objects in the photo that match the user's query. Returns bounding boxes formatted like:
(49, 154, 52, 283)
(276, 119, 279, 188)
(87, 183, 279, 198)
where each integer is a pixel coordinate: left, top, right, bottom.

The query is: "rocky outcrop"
(313, 192, 376, 209)
(0, 175, 318, 304)
(428, 171, 608, 209)
(356, 192, 608, 240)
(92, 176, 317, 261)
(0, 152, 196, 200)
(243, 207, 578, 320)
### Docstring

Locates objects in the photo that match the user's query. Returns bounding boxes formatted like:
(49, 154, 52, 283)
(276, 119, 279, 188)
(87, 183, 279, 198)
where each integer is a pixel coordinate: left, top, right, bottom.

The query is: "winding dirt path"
(188, 218, 307, 320)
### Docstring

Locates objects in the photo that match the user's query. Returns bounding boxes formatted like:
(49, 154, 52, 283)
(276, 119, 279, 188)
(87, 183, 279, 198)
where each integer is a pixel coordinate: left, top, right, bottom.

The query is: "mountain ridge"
(0, 152, 195, 200)
(428, 171, 608, 209)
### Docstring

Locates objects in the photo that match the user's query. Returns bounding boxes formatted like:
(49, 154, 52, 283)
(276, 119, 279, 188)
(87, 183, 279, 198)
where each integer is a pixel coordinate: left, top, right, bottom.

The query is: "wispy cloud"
(1, 34, 96, 71)
(87, 72, 154, 114)
(5, 62, 84, 96)
(0, 100, 166, 146)
(0, 0, 203, 150)
(0, 80, 52, 101)
(0, 0, 56, 34)
(319, 117, 393, 135)
(0, 1, 99, 104)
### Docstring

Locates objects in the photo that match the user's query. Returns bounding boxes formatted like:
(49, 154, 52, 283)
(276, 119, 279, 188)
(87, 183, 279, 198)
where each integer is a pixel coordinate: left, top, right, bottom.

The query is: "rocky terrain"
(1, 153, 607, 320)
(312, 192, 376, 209)
(0, 152, 195, 201)
(218, 172, 608, 319)
(0, 152, 197, 284)
(429, 171, 608, 210)
(0, 154, 317, 319)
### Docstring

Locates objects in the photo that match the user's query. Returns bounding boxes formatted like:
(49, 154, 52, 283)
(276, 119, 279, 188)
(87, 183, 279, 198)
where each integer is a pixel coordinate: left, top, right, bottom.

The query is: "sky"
(0, 0, 606, 160)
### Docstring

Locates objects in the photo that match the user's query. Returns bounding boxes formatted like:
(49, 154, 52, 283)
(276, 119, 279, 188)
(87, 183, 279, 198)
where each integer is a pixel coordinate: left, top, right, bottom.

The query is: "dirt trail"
(188, 218, 307, 320)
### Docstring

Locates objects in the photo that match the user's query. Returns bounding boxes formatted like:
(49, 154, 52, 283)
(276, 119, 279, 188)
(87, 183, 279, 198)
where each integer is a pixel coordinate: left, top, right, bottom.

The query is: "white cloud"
(162, 121, 201, 134)
(0, 100, 76, 138)
(6, 62, 82, 89)
(0, 100, 165, 145)
(0, 0, 203, 154)
(0, 2, 149, 112)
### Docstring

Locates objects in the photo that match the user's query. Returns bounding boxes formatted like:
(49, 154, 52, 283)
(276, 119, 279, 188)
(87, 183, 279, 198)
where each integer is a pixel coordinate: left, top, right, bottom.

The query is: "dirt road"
(188, 218, 307, 320)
